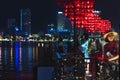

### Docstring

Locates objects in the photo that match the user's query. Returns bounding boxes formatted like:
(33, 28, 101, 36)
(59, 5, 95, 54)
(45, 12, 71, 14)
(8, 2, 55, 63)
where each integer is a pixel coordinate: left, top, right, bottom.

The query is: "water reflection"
(0, 47, 2, 65)
(0, 41, 40, 73)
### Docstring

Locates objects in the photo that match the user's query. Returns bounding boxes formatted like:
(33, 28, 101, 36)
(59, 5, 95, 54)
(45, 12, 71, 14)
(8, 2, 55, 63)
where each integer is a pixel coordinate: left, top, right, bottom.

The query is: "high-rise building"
(20, 8, 31, 36)
(57, 11, 73, 36)
(7, 18, 18, 34)
(8, 18, 16, 29)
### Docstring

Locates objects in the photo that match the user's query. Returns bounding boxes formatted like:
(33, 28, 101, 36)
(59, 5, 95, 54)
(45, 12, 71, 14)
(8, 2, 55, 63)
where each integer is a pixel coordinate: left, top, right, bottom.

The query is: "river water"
(0, 41, 56, 80)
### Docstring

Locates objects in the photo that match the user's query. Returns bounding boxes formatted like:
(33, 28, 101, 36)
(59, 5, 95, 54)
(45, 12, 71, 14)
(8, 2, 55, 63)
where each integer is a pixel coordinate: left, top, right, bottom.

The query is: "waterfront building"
(57, 11, 73, 37)
(7, 18, 17, 35)
(20, 8, 31, 36)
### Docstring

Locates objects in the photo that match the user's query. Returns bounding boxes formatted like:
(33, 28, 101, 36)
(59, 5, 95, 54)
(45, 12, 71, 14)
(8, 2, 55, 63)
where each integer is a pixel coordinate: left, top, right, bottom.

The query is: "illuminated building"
(57, 11, 73, 36)
(56, 0, 111, 34)
(20, 8, 31, 36)
(7, 18, 19, 35)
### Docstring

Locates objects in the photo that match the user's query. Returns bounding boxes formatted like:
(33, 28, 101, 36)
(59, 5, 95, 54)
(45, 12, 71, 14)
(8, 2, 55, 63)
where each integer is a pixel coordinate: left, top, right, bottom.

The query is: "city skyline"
(0, 0, 119, 33)
(0, 0, 57, 33)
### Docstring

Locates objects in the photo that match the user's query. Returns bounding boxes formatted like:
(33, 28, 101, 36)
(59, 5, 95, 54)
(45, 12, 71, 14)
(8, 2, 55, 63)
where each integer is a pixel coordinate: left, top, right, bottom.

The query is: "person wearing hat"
(103, 31, 119, 62)
(102, 31, 119, 79)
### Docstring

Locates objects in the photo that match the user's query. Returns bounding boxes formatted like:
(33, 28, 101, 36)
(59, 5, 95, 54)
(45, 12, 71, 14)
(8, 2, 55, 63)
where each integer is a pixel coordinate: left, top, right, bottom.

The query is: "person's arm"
(108, 54, 119, 61)
(108, 54, 119, 65)
(108, 41, 119, 61)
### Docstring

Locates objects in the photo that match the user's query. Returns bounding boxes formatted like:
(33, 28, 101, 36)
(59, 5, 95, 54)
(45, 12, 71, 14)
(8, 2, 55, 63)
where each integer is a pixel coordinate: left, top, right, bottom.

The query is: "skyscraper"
(7, 18, 17, 34)
(20, 8, 31, 36)
(57, 11, 73, 36)
(8, 18, 16, 29)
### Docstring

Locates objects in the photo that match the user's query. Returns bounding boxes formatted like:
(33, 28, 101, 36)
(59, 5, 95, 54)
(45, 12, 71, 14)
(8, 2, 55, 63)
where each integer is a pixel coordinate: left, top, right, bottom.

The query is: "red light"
(56, 0, 111, 34)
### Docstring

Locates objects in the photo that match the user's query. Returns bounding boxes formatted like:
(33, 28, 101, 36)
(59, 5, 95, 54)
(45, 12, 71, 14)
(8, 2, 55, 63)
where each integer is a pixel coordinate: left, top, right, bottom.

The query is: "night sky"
(94, 0, 120, 31)
(0, 0, 119, 33)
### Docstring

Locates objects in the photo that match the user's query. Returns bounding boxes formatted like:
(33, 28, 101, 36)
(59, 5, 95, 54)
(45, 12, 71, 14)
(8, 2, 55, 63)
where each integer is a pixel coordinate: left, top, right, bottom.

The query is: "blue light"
(15, 27, 19, 31)
(14, 42, 19, 72)
(58, 11, 63, 14)
(58, 29, 70, 32)
(50, 28, 53, 30)
(93, 10, 101, 14)
(56, 52, 62, 59)
(81, 40, 90, 62)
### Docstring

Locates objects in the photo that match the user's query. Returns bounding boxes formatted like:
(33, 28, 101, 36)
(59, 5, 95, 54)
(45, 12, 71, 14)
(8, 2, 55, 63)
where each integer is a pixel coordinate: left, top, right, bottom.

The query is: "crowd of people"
(56, 31, 119, 79)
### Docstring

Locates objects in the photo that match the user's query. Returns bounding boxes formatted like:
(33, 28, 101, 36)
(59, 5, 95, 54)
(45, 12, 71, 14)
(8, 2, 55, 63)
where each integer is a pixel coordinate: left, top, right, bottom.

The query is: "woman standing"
(103, 31, 119, 79)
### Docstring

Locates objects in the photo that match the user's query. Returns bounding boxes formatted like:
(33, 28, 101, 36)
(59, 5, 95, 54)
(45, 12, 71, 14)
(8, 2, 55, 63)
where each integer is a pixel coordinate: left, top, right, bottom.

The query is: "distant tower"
(20, 8, 31, 35)
(7, 18, 17, 34)
(8, 18, 16, 28)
